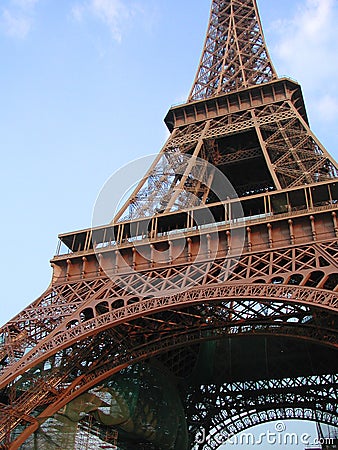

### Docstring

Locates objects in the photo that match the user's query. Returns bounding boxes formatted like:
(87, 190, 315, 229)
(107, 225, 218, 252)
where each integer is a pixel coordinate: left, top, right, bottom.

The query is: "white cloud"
(90, 0, 131, 42)
(71, 0, 148, 42)
(1, 0, 39, 39)
(271, 0, 338, 123)
(11, 0, 39, 8)
(71, 4, 84, 22)
(2, 8, 31, 38)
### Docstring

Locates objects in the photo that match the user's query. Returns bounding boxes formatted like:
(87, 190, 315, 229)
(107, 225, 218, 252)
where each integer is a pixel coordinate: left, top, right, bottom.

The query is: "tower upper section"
(189, 0, 277, 101)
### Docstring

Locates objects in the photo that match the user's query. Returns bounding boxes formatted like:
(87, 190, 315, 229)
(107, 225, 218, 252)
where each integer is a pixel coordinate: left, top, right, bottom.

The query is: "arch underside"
(12, 339, 338, 450)
(2, 239, 338, 385)
(1, 239, 338, 446)
(188, 374, 338, 449)
(3, 318, 338, 448)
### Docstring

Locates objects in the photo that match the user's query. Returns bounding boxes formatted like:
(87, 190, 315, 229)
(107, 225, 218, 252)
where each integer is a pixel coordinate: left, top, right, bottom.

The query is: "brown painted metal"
(189, 0, 278, 100)
(1, 0, 338, 448)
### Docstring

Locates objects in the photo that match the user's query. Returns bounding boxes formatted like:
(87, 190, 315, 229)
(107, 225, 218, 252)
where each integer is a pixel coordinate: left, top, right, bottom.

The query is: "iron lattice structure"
(188, 0, 277, 100)
(188, 374, 338, 449)
(1, 0, 338, 449)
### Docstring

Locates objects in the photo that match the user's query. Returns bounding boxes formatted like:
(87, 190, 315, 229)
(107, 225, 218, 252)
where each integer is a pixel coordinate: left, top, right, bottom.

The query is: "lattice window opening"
(323, 274, 338, 291)
(172, 121, 206, 139)
(209, 111, 252, 130)
(67, 320, 80, 330)
(263, 120, 295, 143)
(167, 141, 199, 154)
(287, 274, 304, 286)
(256, 102, 289, 118)
(206, 132, 276, 198)
(207, 300, 310, 321)
(95, 302, 109, 316)
(304, 271, 325, 288)
(79, 308, 95, 323)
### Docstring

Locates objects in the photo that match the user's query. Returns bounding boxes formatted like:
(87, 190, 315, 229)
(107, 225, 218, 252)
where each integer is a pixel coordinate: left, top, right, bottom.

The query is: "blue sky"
(0, 0, 337, 323)
(0, 0, 337, 446)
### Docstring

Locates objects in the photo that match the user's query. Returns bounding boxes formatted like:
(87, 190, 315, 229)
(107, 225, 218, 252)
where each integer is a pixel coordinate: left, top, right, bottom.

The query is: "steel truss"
(2, 238, 338, 377)
(0, 0, 338, 448)
(117, 85, 337, 222)
(0, 239, 338, 445)
(189, 0, 277, 100)
(1, 235, 338, 446)
(187, 374, 338, 449)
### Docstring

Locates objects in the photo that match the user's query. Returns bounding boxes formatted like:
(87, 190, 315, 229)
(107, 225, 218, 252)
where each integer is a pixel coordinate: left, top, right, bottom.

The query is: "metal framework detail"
(188, 0, 277, 101)
(187, 374, 338, 449)
(0, 0, 338, 448)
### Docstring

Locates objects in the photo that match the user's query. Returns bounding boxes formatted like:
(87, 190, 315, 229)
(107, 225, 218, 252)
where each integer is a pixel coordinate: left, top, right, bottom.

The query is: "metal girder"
(0, 271, 338, 446)
(2, 281, 338, 387)
(189, 0, 277, 100)
(2, 237, 338, 378)
(2, 238, 338, 382)
(114, 92, 338, 222)
(1, 318, 337, 448)
(0, 0, 338, 448)
(187, 374, 338, 449)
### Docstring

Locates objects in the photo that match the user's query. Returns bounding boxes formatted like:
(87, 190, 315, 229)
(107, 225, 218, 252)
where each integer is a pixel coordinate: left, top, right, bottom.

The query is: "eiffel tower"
(1, 0, 338, 449)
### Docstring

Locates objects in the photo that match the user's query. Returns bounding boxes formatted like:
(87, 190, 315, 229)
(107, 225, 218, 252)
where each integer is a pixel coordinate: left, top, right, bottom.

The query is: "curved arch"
(1, 283, 338, 389)
(2, 283, 338, 447)
(111, 298, 124, 309)
(305, 270, 326, 287)
(7, 326, 338, 448)
(199, 413, 338, 449)
(95, 301, 109, 315)
(11, 354, 338, 449)
(79, 307, 94, 323)
(287, 273, 304, 285)
(188, 375, 338, 449)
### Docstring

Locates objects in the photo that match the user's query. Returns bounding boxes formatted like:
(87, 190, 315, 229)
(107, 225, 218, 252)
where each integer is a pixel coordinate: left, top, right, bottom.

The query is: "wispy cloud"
(272, 0, 338, 123)
(1, 0, 39, 39)
(1, 9, 31, 38)
(11, 0, 39, 8)
(71, 0, 153, 43)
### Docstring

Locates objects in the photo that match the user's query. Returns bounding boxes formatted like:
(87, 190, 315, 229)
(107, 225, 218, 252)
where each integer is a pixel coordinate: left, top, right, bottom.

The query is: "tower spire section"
(189, 0, 277, 101)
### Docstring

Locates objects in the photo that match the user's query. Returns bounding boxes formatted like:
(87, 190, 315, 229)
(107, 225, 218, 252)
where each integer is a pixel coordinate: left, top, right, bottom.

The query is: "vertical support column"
(267, 223, 273, 249)
(81, 257, 87, 279)
(168, 241, 173, 264)
(206, 234, 211, 258)
(66, 259, 71, 281)
(97, 254, 103, 276)
(288, 220, 295, 245)
(247, 227, 252, 252)
(332, 212, 338, 238)
(226, 231, 231, 254)
(187, 238, 192, 262)
(115, 250, 119, 273)
(251, 110, 281, 190)
(310, 216, 317, 241)
(132, 247, 137, 269)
